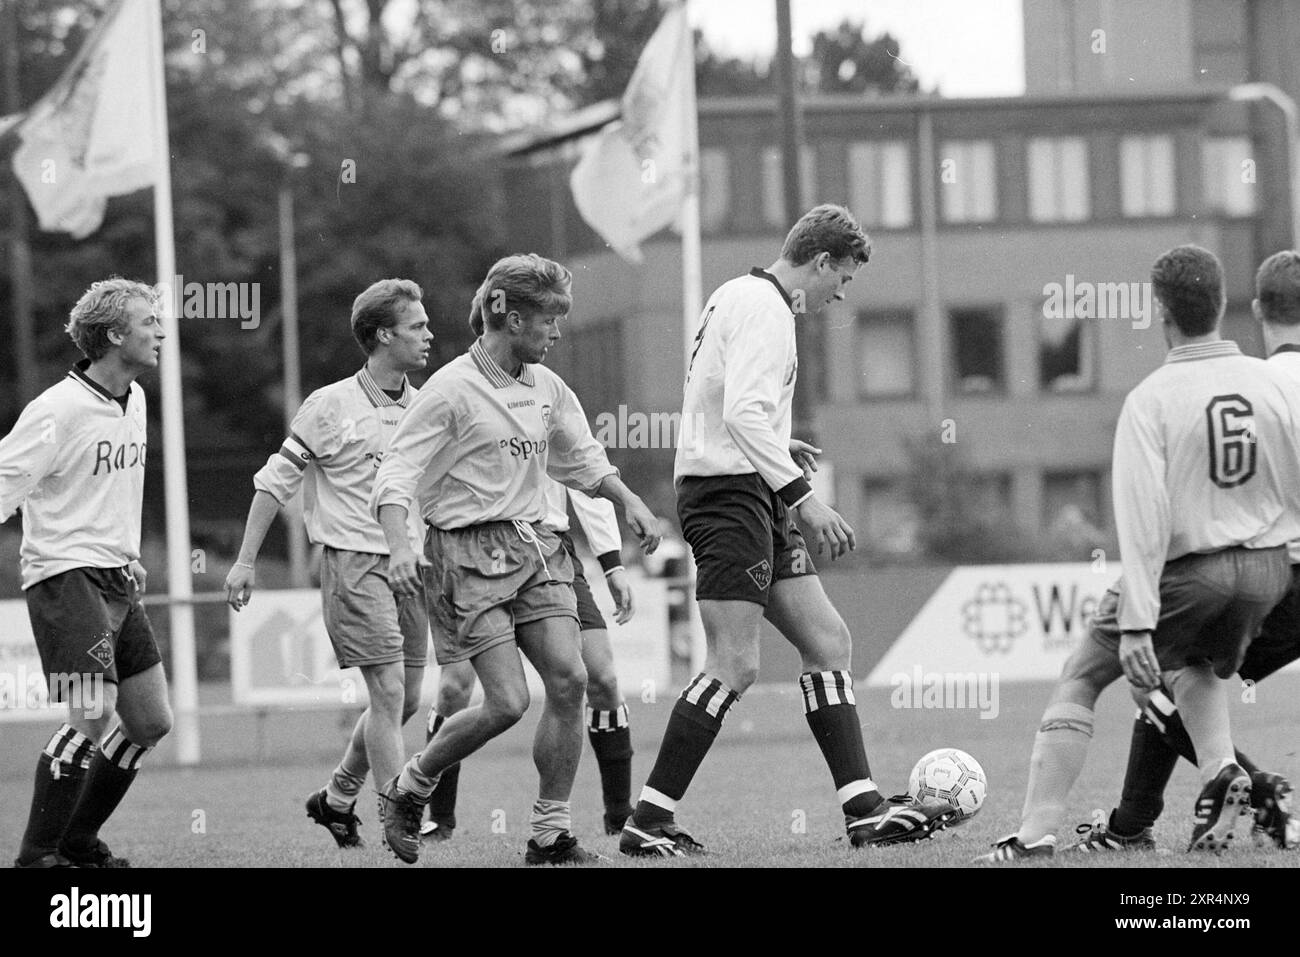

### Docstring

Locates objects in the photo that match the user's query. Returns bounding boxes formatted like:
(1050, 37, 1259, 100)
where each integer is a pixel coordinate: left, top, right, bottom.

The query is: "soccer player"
(223, 278, 432, 849)
(980, 245, 1300, 862)
(619, 204, 954, 858)
(371, 253, 661, 866)
(1073, 250, 1300, 853)
(3, 279, 172, 868)
(420, 292, 638, 842)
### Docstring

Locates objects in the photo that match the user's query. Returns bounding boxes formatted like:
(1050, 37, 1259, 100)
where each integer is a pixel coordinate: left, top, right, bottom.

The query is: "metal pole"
(917, 105, 945, 425)
(278, 185, 308, 587)
(1229, 83, 1300, 249)
(2, 1, 37, 404)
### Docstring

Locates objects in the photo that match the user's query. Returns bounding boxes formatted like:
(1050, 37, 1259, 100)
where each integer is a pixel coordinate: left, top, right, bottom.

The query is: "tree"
(809, 20, 919, 95)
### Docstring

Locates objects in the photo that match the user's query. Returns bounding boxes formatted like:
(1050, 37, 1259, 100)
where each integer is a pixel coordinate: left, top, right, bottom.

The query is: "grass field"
(2, 673, 1298, 869)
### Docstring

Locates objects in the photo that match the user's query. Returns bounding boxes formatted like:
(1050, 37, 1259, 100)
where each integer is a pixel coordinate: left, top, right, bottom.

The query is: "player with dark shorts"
(621, 205, 954, 858)
(1076, 250, 1300, 853)
(2, 279, 173, 868)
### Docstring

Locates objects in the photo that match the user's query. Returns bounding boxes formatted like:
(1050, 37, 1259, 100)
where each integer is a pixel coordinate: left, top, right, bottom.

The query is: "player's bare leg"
(422, 660, 476, 840)
(60, 663, 172, 867)
(582, 627, 634, 832)
(517, 615, 591, 861)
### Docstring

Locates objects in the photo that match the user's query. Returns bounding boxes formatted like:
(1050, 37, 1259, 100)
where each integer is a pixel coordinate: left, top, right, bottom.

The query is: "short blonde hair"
(350, 278, 423, 353)
(65, 278, 160, 361)
(472, 254, 572, 333)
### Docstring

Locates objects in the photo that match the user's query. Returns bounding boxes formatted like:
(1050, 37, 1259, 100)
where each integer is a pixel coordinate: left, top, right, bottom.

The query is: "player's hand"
(128, 560, 148, 596)
(625, 499, 662, 555)
(795, 496, 856, 560)
(1119, 631, 1161, 689)
(387, 547, 429, 598)
(225, 562, 255, 611)
(789, 439, 821, 480)
(605, 567, 635, 625)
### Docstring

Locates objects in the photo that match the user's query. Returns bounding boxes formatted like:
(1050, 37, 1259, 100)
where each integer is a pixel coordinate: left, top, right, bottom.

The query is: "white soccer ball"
(907, 748, 987, 824)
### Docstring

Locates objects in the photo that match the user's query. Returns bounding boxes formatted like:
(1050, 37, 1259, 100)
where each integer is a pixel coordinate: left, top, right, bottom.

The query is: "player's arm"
(373, 385, 457, 596)
(720, 306, 854, 558)
(547, 384, 661, 554)
(1111, 393, 1170, 688)
(568, 487, 633, 624)
(0, 398, 61, 523)
(224, 394, 335, 610)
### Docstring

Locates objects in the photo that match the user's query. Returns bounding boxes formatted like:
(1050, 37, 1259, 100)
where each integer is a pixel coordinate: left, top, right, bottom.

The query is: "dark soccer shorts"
(25, 566, 163, 701)
(559, 531, 607, 631)
(1240, 563, 1300, 683)
(676, 473, 816, 606)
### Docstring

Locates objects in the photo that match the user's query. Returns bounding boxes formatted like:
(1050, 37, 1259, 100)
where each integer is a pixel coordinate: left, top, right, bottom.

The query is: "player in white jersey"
(2, 279, 171, 868)
(621, 205, 954, 858)
(1075, 250, 1300, 854)
(980, 245, 1300, 862)
(223, 279, 432, 850)
(371, 254, 661, 865)
(420, 295, 639, 842)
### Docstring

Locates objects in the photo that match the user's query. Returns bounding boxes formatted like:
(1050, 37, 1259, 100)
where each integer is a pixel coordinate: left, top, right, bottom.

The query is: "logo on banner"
(961, 582, 1028, 653)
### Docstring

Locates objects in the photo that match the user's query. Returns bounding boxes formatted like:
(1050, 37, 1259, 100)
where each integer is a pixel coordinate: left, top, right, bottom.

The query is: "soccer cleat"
(524, 833, 603, 866)
(973, 833, 1057, 863)
(1250, 772, 1297, 849)
(1067, 819, 1156, 853)
(305, 789, 364, 849)
(1189, 763, 1251, 852)
(849, 796, 958, 847)
(58, 839, 130, 868)
(420, 819, 455, 843)
(13, 852, 75, 868)
(377, 777, 426, 865)
(603, 806, 633, 836)
(618, 820, 705, 858)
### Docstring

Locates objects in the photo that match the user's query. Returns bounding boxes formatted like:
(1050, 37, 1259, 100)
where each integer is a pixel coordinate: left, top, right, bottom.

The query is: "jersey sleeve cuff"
(596, 551, 623, 574)
(776, 477, 813, 508)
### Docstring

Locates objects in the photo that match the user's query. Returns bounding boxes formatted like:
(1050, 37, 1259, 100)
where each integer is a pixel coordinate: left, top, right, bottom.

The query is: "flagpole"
(145, 0, 200, 765)
(680, 0, 702, 378)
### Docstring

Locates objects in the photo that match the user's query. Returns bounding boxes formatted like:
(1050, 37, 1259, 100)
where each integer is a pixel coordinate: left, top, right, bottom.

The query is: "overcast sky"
(688, 0, 1025, 98)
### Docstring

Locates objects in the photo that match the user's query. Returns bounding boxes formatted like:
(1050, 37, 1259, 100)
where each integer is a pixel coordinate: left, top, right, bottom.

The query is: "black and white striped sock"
(800, 671, 880, 819)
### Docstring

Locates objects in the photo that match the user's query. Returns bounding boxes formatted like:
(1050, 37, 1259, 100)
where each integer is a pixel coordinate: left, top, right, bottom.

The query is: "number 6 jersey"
(1112, 339, 1300, 632)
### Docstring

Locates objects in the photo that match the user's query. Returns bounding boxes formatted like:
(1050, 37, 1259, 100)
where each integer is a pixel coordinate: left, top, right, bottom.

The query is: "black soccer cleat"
(306, 789, 364, 849)
(13, 852, 75, 868)
(1066, 818, 1156, 853)
(1189, 763, 1251, 853)
(524, 833, 603, 866)
(619, 820, 705, 858)
(58, 839, 130, 868)
(603, 806, 633, 836)
(377, 777, 426, 865)
(1251, 772, 1298, 849)
(849, 795, 958, 847)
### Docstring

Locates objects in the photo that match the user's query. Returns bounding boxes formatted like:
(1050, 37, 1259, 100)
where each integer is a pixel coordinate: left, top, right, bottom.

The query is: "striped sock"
(17, 725, 96, 864)
(799, 671, 881, 819)
(61, 726, 150, 855)
(1018, 702, 1093, 844)
(587, 704, 633, 817)
(325, 760, 367, 812)
(633, 674, 738, 827)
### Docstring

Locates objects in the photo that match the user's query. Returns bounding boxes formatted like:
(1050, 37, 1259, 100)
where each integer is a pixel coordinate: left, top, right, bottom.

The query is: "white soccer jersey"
(0, 363, 147, 590)
(543, 481, 623, 571)
(372, 339, 618, 530)
(674, 268, 812, 508)
(1113, 340, 1300, 632)
(1266, 345, 1300, 564)
(254, 366, 422, 554)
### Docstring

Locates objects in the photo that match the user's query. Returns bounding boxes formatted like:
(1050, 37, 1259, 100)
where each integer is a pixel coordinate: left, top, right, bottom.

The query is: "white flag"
(569, 4, 694, 263)
(11, 0, 158, 239)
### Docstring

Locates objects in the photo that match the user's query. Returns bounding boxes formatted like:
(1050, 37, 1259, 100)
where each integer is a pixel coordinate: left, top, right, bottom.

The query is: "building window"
(1042, 471, 1105, 536)
(861, 480, 921, 556)
(940, 140, 997, 223)
(857, 310, 915, 399)
(1120, 135, 1176, 217)
(700, 147, 731, 233)
(848, 141, 912, 228)
(1040, 309, 1095, 393)
(1203, 136, 1257, 216)
(762, 145, 817, 228)
(950, 306, 1004, 394)
(1027, 136, 1089, 222)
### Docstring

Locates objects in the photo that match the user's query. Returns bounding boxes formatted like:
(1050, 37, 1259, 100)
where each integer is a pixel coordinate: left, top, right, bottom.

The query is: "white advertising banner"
(0, 599, 63, 722)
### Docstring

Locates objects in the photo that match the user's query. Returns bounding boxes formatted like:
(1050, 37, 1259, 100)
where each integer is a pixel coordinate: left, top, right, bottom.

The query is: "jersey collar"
(356, 365, 412, 408)
(749, 267, 795, 313)
(1270, 343, 1300, 357)
(469, 337, 535, 388)
(1163, 340, 1241, 364)
(67, 359, 125, 406)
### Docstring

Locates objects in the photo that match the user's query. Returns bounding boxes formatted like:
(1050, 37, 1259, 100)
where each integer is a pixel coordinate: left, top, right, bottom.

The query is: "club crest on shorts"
(87, 636, 114, 668)
(746, 560, 773, 590)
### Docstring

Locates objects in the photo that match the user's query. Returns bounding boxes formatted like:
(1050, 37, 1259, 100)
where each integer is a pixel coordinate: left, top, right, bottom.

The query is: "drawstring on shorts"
(512, 520, 553, 580)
